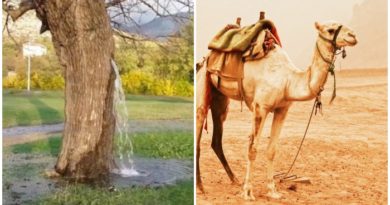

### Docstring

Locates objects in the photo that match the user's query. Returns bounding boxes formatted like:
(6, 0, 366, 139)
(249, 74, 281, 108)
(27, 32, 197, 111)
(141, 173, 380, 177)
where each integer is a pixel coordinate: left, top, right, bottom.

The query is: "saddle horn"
(236, 17, 241, 26)
(260, 11, 265, 20)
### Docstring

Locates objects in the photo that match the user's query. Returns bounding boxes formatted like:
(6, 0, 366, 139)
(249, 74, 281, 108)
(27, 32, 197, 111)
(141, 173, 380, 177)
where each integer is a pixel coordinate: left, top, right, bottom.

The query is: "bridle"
(318, 25, 343, 51)
(315, 25, 347, 106)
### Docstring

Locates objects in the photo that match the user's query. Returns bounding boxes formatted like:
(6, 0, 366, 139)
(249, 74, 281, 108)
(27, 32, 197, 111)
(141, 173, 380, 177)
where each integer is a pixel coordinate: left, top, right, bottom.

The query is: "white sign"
(23, 43, 47, 57)
(22, 42, 47, 91)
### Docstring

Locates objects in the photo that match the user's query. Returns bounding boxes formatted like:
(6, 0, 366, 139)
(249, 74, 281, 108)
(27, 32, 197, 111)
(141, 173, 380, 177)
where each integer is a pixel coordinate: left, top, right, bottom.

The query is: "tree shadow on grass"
(11, 136, 61, 157)
(28, 96, 63, 157)
(27, 97, 62, 125)
(13, 110, 32, 127)
(10, 97, 62, 155)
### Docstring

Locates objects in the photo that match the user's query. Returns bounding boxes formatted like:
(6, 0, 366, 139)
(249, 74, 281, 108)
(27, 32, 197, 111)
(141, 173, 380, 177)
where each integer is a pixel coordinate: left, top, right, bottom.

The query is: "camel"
(196, 21, 358, 200)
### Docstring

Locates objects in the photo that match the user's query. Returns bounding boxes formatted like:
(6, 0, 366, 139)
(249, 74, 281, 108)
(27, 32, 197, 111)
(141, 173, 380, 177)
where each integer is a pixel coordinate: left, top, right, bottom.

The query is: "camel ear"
(314, 22, 322, 31)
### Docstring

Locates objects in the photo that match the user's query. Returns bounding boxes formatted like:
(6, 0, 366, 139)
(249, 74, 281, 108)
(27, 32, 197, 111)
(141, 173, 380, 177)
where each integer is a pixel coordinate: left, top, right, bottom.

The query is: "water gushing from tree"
(111, 59, 140, 177)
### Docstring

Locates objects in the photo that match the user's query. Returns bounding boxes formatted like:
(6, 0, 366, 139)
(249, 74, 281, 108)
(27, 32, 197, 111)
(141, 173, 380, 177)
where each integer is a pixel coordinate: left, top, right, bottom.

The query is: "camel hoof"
(266, 191, 282, 199)
(231, 177, 240, 185)
(197, 183, 205, 194)
(241, 189, 255, 201)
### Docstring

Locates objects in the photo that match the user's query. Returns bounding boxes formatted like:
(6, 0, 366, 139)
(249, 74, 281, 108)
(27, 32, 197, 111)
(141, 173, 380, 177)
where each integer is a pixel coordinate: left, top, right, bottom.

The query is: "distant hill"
(341, 0, 387, 68)
(119, 12, 192, 39)
(3, 10, 192, 41)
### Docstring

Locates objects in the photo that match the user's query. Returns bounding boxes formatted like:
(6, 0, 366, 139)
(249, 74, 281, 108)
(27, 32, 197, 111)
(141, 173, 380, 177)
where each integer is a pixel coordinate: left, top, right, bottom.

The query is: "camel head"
(315, 21, 358, 48)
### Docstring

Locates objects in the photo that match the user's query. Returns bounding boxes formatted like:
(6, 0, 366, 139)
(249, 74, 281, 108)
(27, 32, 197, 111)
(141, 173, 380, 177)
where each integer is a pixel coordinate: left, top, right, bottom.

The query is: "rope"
(329, 71, 337, 104)
(279, 98, 320, 180)
(276, 25, 347, 181)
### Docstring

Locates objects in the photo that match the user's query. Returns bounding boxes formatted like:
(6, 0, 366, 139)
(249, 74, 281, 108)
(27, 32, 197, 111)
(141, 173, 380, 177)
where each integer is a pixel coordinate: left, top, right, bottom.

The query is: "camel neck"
(307, 39, 334, 96)
(286, 38, 334, 101)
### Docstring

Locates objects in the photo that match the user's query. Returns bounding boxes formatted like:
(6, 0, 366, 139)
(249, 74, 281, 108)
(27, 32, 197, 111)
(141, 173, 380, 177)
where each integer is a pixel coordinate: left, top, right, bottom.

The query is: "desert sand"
(197, 68, 387, 204)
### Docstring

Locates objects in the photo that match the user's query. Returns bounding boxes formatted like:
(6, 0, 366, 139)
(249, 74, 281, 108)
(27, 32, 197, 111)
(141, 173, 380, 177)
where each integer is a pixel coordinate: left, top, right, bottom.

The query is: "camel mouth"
(344, 38, 358, 46)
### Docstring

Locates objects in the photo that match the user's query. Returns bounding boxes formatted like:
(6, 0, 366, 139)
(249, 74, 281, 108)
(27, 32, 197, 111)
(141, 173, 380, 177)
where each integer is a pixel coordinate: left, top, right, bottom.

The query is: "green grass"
(37, 180, 193, 205)
(8, 131, 193, 159)
(5, 131, 194, 205)
(132, 131, 193, 159)
(3, 91, 65, 127)
(9, 136, 61, 156)
(3, 90, 193, 127)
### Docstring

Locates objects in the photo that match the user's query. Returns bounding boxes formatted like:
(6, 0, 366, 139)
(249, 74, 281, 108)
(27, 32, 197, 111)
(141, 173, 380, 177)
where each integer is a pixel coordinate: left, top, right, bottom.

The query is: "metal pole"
(27, 55, 31, 91)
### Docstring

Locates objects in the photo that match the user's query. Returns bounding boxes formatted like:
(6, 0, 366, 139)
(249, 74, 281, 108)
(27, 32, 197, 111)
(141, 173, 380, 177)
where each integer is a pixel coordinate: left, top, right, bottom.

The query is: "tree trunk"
(44, 0, 116, 179)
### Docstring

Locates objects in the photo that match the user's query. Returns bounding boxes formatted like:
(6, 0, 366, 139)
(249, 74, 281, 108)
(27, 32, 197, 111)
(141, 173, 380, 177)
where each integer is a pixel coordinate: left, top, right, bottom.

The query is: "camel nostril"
(348, 32, 356, 38)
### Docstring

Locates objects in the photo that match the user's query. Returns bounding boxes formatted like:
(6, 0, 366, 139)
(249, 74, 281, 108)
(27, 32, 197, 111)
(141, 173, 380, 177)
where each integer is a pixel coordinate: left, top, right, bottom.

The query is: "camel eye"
(328, 29, 335, 34)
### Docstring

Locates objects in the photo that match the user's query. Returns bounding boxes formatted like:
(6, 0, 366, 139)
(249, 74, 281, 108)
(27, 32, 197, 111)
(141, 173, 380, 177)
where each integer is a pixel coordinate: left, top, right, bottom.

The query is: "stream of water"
(110, 59, 142, 177)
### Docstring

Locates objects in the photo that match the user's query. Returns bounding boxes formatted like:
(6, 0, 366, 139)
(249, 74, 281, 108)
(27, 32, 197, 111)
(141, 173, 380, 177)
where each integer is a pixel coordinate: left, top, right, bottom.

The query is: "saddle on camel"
(205, 12, 282, 101)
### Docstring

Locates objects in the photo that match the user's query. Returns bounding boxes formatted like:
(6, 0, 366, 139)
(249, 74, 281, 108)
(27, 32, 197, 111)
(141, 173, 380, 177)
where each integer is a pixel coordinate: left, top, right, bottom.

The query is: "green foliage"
(37, 180, 193, 205)
(32, 73, 65, 90)
(121, 70, 193, 96)
(3, 22, 194, 96)
(174, 80, 194, 97)
(3, 73, 65, 90)
(3, 37, 65, 90)
(3, 74, 27, 89)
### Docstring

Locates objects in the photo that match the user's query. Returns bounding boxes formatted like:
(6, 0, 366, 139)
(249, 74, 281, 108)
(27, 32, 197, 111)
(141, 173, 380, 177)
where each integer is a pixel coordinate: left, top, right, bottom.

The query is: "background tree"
(3, 0, 193, 180)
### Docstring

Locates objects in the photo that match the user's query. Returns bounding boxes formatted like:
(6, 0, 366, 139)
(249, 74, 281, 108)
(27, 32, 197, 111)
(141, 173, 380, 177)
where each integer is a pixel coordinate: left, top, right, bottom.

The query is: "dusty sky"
(196, 0, 365, 68)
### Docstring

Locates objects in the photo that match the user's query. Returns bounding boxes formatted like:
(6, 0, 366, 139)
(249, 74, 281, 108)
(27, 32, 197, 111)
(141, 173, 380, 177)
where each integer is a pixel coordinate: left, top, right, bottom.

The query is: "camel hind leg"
(210, 86, 239, 184)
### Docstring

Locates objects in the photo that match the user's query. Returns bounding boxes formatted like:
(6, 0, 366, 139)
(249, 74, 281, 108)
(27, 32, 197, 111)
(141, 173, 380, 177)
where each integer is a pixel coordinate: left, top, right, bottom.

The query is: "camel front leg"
(242, 103, 268, 200)
(266, 106, 289, 199)
(196, 106, 207, 193)
(195, 65, 210, 193)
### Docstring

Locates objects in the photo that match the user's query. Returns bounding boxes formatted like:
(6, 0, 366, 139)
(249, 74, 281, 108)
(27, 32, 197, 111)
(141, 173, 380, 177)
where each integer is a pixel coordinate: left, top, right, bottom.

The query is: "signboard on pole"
(22, 43, 47, 91)
(23, 43, 47, 57)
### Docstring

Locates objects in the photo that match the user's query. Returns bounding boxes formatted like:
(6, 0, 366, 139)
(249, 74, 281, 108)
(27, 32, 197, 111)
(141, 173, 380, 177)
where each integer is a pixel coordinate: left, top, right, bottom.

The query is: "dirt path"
(3, 119, 193, 146)
(197, 69, 387, 204)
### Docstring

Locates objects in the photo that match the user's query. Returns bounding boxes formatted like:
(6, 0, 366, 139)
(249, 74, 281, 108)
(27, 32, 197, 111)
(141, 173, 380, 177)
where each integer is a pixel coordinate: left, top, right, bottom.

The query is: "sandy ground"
(3, 119, 193, 146)
(197, 68, 387, 204)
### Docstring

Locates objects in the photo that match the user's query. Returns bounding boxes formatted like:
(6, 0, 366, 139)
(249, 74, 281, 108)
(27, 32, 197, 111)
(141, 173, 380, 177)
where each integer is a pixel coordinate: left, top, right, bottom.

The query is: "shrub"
(120, 70, 192, 96)
(3, 73, 64, 90)
(173, 80, 193, 97)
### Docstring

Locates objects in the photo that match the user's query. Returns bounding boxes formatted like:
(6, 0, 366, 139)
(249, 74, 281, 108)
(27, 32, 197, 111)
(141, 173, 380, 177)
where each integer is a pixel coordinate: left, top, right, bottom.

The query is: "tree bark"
(44, 0, 116, 179)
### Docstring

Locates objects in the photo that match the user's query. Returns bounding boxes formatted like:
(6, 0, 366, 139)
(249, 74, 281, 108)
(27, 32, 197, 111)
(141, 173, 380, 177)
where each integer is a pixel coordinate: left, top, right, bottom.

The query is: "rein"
(275, 25, 348, 182)
(316, 25, 346, 104)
